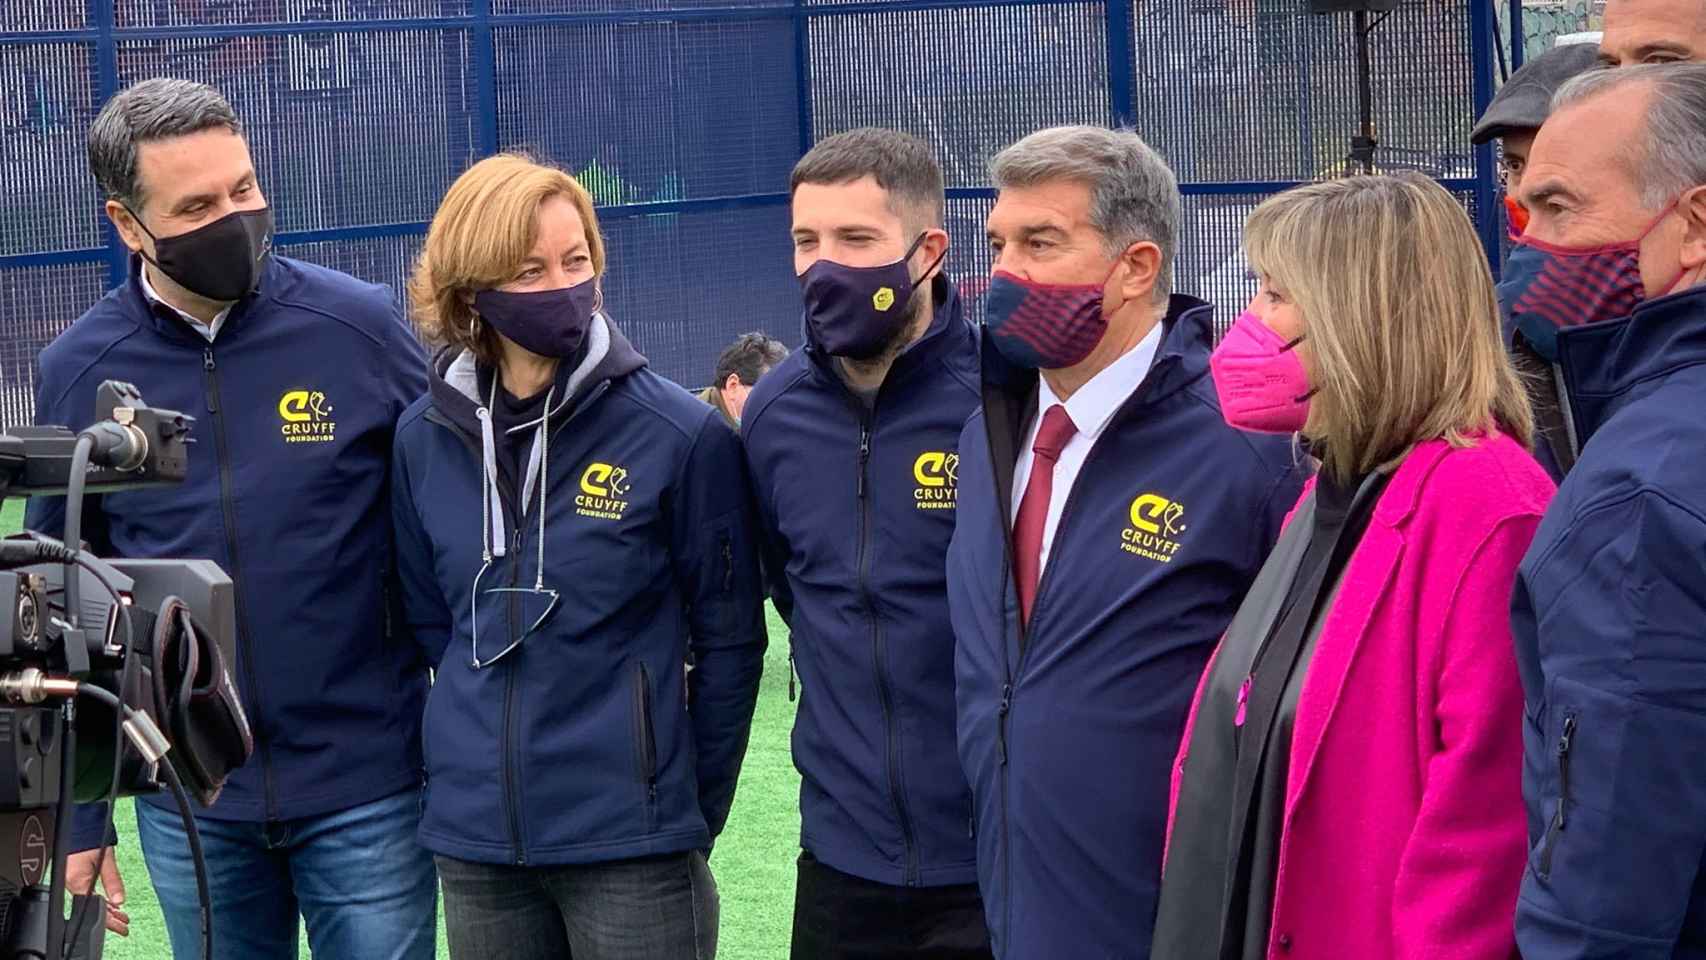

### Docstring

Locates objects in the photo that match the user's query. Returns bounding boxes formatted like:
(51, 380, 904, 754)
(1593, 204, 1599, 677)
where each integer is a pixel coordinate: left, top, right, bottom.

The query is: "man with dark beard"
(742, 128, 990, 959)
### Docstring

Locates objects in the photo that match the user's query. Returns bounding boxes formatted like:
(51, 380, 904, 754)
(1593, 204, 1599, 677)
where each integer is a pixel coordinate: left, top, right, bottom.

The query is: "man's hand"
(66, 847, 129, 937)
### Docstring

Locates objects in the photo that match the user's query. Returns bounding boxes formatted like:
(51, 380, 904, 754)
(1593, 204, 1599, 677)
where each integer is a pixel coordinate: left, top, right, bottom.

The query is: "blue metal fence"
(1, 0, 1512, 424)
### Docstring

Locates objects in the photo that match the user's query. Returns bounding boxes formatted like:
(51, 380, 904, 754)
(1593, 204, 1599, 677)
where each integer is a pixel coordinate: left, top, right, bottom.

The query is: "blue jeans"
(136, 788, 437, 960)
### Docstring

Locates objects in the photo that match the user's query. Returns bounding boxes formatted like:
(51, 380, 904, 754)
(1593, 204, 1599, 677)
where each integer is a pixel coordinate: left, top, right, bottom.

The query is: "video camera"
(0, 382, 253, 960)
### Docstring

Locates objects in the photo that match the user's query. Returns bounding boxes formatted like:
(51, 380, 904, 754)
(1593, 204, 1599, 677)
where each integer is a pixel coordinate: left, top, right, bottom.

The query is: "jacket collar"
(1557, 284, 1706, 444)
(122, 253, 278, 346)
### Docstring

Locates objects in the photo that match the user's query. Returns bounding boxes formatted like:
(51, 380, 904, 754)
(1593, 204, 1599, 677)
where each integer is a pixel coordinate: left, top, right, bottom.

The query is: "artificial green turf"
(0, 498, 803, 959)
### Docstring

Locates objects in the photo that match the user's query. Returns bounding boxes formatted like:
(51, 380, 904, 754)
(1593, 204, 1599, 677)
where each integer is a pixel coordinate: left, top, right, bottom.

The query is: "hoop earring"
(467, 312, 480, 340)
(592, 281, 604, 316)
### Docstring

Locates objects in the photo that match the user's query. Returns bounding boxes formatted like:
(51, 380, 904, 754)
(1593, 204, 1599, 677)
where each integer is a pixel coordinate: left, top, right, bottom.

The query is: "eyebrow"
(992, 223, 1069, 242)
(1521, 179, 1578, 209)
(171, 191, 220, 213)
(1635, 42, 1691, 58)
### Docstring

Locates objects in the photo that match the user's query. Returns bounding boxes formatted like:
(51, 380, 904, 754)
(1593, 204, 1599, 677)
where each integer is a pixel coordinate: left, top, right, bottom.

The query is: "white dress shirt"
(139, 264, 231, 342)
(1010, 321, 1166, 574)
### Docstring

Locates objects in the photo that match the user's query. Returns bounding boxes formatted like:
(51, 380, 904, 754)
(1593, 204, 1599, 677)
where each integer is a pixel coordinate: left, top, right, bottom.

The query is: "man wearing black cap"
(1472, 42, 1601, 237)
(1473, 42, 1599, 483)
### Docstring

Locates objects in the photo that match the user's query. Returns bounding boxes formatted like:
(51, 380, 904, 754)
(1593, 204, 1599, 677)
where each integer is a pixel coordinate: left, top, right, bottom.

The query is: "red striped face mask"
(1496, 202, 1679, 362)
(983, 264, 1120, 370)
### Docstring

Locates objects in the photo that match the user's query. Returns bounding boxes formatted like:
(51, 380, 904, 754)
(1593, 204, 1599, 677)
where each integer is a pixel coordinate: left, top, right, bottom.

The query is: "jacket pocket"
(632, 662, 659, 832)
(719, 529, 734, 594)
(1536, 711, 1576, 880)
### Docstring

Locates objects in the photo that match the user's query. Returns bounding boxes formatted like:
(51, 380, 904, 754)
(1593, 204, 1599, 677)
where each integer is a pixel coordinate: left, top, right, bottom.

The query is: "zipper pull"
(856, 425, 871, 499)
(787, 647, 797, 703)
(722, 537, 734, 592)
(1556, 715, 1576, 828)
(1234, 676, 1251, 728)
(202, 347, 219, 413)
(997, 683, 1012, 765)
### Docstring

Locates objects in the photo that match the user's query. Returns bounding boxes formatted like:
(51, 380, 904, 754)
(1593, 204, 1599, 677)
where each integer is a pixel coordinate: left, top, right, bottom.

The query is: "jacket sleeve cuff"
(67, 802, 116, 853)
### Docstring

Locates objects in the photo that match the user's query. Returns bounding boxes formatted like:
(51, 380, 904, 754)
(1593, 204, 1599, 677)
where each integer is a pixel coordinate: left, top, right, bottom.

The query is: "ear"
(105, 199, 145, 254)
(1114, 241, 1164, 303)
(1679, 186, 1706, 275)
(914, 228, 950, 280)
(723, 372, 742, 393)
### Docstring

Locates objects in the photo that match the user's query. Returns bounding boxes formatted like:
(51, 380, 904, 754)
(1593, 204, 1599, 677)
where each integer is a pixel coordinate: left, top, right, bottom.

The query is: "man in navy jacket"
(948, 126, 1304, 959)
(26, 79, 434, 958)
(743, 128, 991, 958)
(1504, 65, 1706, 959)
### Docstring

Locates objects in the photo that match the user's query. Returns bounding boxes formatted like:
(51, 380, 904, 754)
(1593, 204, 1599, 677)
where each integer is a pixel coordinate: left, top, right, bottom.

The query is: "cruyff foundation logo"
(278, 390, 335, 444)
(913, 451, 959, 510)
(577, 462, 632, 520)
(1121, 492, 1186, 563)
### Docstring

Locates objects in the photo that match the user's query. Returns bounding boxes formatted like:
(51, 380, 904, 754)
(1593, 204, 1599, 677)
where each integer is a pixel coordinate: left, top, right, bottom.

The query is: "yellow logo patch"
(278, 390, 335, 444)
(1121, 492, 1186, 563)
(576, 462, 632, 520)
(872, 287, 896, 312)
(912, 451, 959, 510)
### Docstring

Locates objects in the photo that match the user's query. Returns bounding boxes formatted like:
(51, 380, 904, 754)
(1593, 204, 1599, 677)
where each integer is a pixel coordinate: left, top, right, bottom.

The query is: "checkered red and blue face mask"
(1496, 203, 1679, 362)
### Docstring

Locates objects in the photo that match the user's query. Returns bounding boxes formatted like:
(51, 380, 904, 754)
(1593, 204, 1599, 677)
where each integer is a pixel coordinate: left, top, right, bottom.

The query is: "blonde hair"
(1244, 172, 1532, 483)
(409, 153, 606, 365)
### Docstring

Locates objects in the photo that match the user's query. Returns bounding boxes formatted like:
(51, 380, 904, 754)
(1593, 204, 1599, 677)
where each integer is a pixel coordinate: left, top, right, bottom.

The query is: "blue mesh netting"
(1, 0, 1505, 423)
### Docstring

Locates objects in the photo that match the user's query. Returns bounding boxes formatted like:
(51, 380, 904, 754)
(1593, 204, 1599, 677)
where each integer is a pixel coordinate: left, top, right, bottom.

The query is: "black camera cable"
(62, 567, 140, 960)
(68, 683, 209, 960)
(1, 535, 147, 960)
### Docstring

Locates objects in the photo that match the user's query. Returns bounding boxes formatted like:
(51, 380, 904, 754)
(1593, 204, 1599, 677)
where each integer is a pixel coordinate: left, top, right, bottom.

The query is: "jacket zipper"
(721, 533, 734, 593)
(502, 521, 526, 864)
(1538, 712, 1576, 878)
(1550, 361, 1582, 463)
(855, 416, 921, 886)
(634, 662, 659, 831)
(203, 346, 276, 817)
(990, 360, 1174, 944)
(437, 382, 612, 866)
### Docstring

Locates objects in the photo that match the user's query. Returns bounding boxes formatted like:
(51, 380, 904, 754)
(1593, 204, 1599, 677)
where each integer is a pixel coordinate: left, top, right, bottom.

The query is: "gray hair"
(1552, 63, 1706, 210)
(990, 125, 1181, 299)
(88, 78, 244, 210)
(791, 127, 946, 232)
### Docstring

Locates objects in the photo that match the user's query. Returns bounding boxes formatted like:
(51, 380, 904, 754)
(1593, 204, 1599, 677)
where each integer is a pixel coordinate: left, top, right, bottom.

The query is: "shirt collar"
(138, 263, 231, 341)
(1037, 319, 1166, 442)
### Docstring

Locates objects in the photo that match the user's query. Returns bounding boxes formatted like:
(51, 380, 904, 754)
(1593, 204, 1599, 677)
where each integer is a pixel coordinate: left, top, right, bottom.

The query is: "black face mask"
(129, 206, 274, 303)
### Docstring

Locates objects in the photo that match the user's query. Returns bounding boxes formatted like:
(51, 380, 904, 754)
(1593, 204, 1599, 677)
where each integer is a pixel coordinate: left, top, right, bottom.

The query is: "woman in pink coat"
(1150, 172, 1555, 960)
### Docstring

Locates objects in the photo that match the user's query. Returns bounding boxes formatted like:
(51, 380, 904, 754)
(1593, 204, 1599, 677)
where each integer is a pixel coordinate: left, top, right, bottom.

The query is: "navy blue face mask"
(800, 233, 942, 360)
(473, 277, 599, 360)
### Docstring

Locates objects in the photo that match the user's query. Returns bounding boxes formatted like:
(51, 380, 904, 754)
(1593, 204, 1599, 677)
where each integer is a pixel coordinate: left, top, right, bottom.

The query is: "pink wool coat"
(1167, 433, 1554, 959)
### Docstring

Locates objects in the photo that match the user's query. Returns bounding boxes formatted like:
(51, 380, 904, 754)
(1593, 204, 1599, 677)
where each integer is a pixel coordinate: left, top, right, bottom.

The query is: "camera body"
(0, 381, 251, 959)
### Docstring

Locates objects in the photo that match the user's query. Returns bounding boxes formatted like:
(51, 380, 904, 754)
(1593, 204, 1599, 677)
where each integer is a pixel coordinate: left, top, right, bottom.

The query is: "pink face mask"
(1209, 310, 1313, 434)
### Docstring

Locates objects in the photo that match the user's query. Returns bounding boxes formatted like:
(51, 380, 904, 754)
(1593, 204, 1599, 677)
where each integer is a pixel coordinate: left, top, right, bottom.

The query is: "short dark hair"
(789, 128, 946, 232)
(89, 78, 243, 210)
(714, 333, 789, 388)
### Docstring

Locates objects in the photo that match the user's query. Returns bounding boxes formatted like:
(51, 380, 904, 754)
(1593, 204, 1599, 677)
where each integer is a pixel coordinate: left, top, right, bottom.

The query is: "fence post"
(1507, 0, 1523, 69)
(793, 0, 814, 156)
(90, 0, 126, 288)
(1468, 0, 1502, 275)
(473, 0, 499, 157)
(1106, 0, 1136, 126)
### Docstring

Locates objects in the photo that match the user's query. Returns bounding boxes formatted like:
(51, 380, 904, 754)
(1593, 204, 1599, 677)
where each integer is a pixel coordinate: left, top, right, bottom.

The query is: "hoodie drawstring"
(479, 378, 556, 584)
(478, 388, 505, 560)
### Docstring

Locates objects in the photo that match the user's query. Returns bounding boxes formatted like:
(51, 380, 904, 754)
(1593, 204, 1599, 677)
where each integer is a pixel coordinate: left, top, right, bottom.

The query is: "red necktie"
(1013, 404, 1078, 627)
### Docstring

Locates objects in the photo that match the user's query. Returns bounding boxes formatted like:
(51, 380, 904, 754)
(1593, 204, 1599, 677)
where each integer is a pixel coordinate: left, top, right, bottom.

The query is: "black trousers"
(790, 851, 994, 960)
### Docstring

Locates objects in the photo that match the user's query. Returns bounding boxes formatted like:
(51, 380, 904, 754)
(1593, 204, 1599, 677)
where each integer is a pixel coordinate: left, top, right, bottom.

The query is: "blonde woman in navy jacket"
(392, 154, 767, 960)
